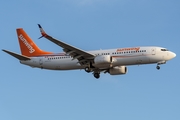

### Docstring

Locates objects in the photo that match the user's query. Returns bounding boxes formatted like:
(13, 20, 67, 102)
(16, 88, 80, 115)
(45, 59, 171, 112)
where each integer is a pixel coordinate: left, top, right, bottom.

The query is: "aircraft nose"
(171, 52, 176, 59)
(172, 52, 176, 58)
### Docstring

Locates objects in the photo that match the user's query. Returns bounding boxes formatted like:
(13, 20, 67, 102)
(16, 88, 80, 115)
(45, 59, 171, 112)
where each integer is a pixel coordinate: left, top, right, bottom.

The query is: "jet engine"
(94, 55, 112, 64)
(109, 66, 127, 75)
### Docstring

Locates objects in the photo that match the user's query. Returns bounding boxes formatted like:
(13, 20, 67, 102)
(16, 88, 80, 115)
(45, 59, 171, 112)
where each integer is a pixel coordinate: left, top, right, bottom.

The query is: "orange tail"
(17, 28, 52, 57)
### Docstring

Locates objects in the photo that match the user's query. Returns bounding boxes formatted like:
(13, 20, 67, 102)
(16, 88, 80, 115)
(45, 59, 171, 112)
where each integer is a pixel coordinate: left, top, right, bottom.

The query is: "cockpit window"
(161, 49, 169, 51)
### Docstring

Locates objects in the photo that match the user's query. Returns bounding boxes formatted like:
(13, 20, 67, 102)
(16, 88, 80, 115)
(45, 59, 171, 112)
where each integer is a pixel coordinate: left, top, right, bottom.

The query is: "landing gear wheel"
(156, 66, 160, 70)
(85, 67, 91, 73)
(94, 73, 100, 79)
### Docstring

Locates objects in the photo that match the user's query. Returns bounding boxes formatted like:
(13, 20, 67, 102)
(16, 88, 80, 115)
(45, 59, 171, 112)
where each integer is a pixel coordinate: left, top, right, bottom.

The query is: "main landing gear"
(84, 67, 100, 79)
(85, 67, 92, 73)
(94, 72, 100, 79)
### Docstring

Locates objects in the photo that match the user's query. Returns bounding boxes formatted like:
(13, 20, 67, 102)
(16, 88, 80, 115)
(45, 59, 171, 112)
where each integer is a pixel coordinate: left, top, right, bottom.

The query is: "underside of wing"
(38, 24, 95, 65)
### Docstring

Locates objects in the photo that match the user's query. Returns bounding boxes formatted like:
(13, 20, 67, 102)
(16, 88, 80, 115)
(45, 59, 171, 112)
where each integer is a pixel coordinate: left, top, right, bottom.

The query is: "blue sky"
(0, 0, 180, 120)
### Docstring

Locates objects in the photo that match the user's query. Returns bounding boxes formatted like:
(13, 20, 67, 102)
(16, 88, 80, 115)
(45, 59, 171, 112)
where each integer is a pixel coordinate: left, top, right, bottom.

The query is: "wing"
(38, 24, 95, 65)
(2, 49, 31, 60)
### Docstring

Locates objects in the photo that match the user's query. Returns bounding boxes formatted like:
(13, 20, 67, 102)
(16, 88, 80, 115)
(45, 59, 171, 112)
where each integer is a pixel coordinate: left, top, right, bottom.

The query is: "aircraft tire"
(156, 66, 160, 70)
(94, 73, 100, 79)
(85, 67, 91, 73)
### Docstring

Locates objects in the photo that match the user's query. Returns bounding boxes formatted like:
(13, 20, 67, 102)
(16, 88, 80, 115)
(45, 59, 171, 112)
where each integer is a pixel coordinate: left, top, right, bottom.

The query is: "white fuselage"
(20, 46, 176, 70)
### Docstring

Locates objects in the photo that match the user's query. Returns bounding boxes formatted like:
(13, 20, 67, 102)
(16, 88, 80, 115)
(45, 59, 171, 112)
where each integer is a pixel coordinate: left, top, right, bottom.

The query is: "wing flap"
(2, 49, 31, 60)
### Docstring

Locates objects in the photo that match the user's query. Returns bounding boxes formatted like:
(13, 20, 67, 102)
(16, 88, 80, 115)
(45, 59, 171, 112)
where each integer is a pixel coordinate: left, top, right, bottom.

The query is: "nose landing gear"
(156, 65, 160, 70)
(156, 60, 166, 70)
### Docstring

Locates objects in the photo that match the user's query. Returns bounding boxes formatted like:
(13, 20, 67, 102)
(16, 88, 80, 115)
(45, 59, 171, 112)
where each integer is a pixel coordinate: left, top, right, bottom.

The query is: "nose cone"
(170, 52, 176, 59)
(172, 53, 176, 58)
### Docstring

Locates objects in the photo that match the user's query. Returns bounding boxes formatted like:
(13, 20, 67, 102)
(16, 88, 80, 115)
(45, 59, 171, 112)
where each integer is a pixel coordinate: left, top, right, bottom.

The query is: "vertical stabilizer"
(17, 28, 52, 57)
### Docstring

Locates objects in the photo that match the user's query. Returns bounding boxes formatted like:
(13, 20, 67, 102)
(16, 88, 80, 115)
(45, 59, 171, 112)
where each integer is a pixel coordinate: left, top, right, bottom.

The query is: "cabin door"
(151, 48, 156, 55)
(39, 58, 43, 66)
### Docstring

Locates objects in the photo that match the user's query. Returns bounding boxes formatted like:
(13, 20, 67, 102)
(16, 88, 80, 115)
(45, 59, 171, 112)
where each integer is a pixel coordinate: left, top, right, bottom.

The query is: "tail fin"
(17, 28, 52, 57)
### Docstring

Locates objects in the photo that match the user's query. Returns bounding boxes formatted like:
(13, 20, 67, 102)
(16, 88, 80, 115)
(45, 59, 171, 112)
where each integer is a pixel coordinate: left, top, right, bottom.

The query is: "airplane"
(2, 24, 176, 79)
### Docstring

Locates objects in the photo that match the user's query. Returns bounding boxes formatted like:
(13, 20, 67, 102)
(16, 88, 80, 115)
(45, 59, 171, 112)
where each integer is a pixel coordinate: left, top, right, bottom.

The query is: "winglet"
(38, 24, 47, 39)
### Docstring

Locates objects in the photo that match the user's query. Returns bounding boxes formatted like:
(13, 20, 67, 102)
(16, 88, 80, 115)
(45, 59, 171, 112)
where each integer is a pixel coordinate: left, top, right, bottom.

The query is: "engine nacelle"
(94, 55, 111, 65)
(109, 66, 128, 75)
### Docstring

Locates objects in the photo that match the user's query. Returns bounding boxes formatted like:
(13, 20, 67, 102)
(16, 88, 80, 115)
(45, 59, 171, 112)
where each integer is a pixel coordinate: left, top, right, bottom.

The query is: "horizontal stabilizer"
(2, 49, 31, 60)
